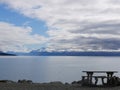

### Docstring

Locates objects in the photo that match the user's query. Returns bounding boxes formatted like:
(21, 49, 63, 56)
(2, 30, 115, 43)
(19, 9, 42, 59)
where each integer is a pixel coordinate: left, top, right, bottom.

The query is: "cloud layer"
(1, 0, 120, 51)
(0, 22, 46, 52)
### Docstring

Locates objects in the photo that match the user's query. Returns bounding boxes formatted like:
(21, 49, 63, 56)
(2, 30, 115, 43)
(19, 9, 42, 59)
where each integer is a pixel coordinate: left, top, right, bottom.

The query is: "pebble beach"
(0, 81, 120, 90)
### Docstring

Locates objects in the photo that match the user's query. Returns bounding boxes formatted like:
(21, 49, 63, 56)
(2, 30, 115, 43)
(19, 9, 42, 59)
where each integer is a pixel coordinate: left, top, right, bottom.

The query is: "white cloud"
(1, 0, 120, 51)
(0, 22, 46, 52)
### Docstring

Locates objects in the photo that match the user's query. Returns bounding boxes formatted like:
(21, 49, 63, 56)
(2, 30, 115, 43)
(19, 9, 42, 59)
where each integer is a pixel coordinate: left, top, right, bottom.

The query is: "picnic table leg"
(106, 72, 114, 85)
(82, 76, 85, 82)
(107, 72, 110, 84)
(87, 72, 93, 85)
(95, 77, 98, 85)
(101, 77, 105, 85)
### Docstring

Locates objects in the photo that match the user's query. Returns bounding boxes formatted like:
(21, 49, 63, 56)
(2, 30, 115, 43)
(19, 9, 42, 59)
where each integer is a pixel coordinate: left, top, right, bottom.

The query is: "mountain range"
(29, 50, 120, 56)
(1, 49, 120, 56)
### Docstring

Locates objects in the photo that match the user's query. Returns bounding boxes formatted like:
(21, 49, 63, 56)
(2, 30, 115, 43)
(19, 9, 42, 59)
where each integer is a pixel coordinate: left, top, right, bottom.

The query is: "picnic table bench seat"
(82, 76, 107, 85)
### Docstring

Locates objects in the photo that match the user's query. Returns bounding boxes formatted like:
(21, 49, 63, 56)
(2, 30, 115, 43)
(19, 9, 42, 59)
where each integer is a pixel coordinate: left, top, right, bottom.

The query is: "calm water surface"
(0, 56, 120, 83)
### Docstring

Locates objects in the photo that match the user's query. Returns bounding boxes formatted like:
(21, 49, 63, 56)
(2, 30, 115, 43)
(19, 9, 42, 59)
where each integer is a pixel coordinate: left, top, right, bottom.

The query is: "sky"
(0, 0, 120, 52)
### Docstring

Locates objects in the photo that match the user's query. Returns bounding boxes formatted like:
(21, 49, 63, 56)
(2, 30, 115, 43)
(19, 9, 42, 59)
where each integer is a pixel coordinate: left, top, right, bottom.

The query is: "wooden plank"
(92, 76, 107, 78)
(82, 76, 107, 78)
(82, 71, 118, 73)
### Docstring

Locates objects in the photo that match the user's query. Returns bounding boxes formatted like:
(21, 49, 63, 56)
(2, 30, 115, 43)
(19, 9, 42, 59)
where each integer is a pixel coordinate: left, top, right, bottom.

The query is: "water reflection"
(0, 56, 119, 83)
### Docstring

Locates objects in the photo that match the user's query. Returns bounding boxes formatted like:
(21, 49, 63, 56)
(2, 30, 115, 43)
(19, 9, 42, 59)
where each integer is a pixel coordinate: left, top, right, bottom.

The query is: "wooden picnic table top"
(82, 71, 118, 73)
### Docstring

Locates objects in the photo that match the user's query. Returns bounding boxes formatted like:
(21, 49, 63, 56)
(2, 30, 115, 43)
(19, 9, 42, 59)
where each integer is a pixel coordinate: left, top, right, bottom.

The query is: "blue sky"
(0, 0, 120, 52)
(0, 4, 48, 36)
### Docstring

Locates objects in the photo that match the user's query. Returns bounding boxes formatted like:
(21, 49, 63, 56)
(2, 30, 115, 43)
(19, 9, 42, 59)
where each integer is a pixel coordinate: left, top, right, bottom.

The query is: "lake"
(0, 56, 120, 83)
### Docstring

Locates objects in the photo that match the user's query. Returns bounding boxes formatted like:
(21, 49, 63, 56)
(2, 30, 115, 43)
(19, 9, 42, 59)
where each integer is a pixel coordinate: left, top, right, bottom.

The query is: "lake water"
(0, 56, 120, 83)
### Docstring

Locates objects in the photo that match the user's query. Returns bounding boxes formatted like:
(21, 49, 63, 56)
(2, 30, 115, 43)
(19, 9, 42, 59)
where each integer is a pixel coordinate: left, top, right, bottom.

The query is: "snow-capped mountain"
(29, 49, 120, 56)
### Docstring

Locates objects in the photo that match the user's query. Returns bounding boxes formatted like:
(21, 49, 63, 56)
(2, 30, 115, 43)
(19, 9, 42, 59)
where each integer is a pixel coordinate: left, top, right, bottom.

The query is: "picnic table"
(82, 71, 118, 86)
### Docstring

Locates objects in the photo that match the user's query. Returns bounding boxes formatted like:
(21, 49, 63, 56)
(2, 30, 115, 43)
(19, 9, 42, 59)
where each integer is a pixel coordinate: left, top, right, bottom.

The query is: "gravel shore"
(0, 82, 120, 90)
